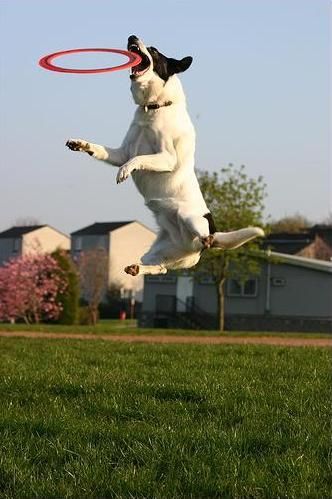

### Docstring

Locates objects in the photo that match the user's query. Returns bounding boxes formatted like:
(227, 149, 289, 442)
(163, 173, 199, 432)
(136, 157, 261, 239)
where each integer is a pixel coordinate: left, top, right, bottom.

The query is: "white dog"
(66, 35, 264, 276)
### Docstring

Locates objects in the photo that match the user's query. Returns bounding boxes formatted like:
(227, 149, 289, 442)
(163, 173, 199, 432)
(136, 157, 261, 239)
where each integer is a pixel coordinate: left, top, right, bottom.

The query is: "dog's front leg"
(66, 139, 127, 166)
(116, 151, 176, 184)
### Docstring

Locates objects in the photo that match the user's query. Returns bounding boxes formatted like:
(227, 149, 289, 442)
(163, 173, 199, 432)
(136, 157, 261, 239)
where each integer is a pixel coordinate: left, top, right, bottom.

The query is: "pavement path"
(0, 331, 331, 347)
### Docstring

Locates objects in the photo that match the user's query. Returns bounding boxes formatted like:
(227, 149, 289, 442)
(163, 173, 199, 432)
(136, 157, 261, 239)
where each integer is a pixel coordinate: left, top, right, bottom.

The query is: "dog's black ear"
(167, 56, 193, 75)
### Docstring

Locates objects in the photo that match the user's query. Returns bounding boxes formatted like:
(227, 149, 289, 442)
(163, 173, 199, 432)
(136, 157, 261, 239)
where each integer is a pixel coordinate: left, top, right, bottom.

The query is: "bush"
(51, 250, 80, 325)
(0, 254, 66, 324)
(79, 306, 99, 325)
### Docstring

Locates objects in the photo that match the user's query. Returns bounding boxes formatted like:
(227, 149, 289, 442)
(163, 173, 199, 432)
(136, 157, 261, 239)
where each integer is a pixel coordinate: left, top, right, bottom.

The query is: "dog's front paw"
(116, 166, 130, 184)
(116, 164, 132, 184)
(116, 159, 140, 184)
(66, 139, 94, 156)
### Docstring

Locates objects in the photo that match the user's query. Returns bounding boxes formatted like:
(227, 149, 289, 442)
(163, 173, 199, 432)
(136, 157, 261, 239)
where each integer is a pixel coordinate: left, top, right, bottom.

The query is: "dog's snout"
(128, 35, 139, 45)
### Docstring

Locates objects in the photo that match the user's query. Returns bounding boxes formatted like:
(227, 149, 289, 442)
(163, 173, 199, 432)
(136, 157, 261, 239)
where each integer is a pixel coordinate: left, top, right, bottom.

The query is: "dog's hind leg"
(180, 213, 215, 250)
(124, 230, 171, 277)
(124, 226, 200, 276)
(125, 264, 167, 276)
(212, 227, 265, 249)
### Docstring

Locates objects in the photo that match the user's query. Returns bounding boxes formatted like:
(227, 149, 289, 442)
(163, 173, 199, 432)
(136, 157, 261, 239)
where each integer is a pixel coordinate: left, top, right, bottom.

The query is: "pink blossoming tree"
(0, 254, 67, 324)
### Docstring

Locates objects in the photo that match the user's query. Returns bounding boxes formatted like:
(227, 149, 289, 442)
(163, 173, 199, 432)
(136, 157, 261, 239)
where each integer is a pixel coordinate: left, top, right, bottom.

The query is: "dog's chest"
(129, 126, 159, 158)
(128, 118, 160, 158)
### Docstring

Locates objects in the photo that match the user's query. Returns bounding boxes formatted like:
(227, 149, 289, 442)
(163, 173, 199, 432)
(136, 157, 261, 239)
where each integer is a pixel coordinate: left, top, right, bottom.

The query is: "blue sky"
(0, 0, 330, 234)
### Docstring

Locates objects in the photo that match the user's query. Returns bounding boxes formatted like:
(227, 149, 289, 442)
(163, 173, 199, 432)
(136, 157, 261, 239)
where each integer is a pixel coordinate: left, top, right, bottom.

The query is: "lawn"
(0, 338, 331, 498)
(0, 319, 331, 338)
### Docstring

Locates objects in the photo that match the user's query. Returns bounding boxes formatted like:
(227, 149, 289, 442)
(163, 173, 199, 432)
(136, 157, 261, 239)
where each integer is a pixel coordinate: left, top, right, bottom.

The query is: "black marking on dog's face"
(127, 35, 193, 82)
(147, 46, 193, 82)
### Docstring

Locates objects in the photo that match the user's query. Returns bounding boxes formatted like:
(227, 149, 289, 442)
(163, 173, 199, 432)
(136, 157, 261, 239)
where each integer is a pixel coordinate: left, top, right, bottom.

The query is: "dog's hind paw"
(201, 234, 214, 249)
(125, 264, 140, 276)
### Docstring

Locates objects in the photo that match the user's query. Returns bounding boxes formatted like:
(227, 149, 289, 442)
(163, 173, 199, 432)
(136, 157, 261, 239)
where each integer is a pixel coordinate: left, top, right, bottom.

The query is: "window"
(243, 279, 257, 296)
(271, 277, 286, 287)
(74, 237, 82, 252)
(12, 238, 20, 253)
(227, 279, 258, 297)
(120, 288, 135, 299)
(146, 275, 177, 283)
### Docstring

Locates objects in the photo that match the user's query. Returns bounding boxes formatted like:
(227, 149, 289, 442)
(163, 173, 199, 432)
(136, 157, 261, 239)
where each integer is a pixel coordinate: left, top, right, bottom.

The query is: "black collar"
(141, 101, 173, 112)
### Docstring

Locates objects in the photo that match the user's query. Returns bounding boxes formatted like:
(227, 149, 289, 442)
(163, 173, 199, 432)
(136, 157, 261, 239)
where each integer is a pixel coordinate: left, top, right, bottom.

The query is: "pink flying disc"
(38, 48, 142, 74)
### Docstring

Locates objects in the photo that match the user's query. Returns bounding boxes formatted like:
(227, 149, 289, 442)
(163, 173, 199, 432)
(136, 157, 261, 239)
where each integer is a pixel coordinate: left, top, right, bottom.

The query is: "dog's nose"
(128, 35, 139, 45)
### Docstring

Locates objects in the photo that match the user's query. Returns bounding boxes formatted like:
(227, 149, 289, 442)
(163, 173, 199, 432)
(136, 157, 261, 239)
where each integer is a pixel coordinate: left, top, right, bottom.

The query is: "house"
(0, 225, 70, 266)
(262, 232, 314, 255)
(71, 221, 156, 300)
(139, 251, 332, 332)
(262, 225, 332, 261)
(310, 224, 332, 247)
(297, 235, 332, 261)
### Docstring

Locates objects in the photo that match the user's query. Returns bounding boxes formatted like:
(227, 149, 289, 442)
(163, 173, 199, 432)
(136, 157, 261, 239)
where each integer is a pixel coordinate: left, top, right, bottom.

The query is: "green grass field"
(0, 338, 331, 498)
(0, 319, 331, 338)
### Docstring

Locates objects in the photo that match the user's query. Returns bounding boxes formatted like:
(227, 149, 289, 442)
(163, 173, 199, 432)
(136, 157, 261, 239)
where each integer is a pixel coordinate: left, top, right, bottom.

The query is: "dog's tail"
(212, 227, 264, 250)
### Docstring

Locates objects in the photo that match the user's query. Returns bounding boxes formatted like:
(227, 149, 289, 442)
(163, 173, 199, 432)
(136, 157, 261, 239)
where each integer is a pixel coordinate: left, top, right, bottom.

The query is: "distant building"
(71, 221, 156, 300)
(140, 252, 332, 332)
(311, 225, 332, 247)
(262, 225, 332, 261)
(297, 235, 332, 261)
(262, 232, 313, 255)
(0, 225, 70, 266)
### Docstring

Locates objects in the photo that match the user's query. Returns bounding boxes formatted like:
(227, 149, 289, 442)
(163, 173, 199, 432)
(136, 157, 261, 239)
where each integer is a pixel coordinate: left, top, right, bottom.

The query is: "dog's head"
(127, 35, 193, 105)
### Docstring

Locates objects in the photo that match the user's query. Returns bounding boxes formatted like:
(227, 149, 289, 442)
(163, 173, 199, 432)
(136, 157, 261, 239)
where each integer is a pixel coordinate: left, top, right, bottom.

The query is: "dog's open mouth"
(128, 43, 150, 78)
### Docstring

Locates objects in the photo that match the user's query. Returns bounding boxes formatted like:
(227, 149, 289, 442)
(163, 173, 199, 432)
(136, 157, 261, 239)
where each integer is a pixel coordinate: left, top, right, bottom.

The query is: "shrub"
(79, 306, 99, 325)
(51, 249, 80, 325)
(0, 254, 67, 324)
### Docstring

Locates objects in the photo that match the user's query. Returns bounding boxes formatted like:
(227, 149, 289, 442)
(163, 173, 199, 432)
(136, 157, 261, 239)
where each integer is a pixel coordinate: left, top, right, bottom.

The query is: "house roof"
(310, 224, 332, 233)
(269, 251, 332, 274)
(262, 226, 332, 255)
(310, 225, 332, 245)
(297, 235, 332, 261)
(262, 232, 314, 255)
(0, 225, 46, 239)
(71, 221, 134, 236)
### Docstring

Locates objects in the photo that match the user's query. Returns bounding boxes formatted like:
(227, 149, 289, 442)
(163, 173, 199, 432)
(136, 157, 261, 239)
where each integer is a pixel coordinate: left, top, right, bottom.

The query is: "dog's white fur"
(66, 36, 264, 276)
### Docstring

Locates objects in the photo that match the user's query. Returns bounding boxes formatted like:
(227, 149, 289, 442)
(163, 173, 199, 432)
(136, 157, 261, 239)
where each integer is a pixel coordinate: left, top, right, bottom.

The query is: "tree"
(51, 249, 80, 324)
(319, 213, 332, 225)
(0, 254, 67, 324)
(197, 164, 267, 331)
(269, 213, 311, 233)
(14, 217, 41, 226)
(78, 248, 108, 325)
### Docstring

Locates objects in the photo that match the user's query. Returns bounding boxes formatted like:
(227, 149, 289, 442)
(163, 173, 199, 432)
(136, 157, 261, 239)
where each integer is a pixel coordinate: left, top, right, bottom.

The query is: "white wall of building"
(23, 226, 70, 255)
(109, 222, 156, 300)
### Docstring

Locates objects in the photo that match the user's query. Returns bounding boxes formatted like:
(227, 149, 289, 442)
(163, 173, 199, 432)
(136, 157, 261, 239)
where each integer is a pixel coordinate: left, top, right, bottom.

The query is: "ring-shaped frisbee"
(38, 48, 142, 74)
